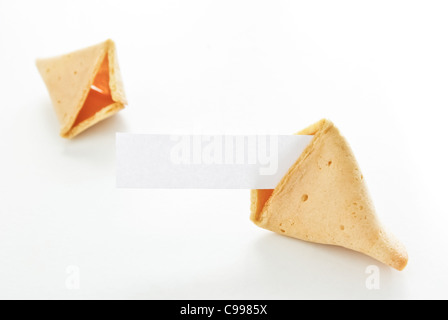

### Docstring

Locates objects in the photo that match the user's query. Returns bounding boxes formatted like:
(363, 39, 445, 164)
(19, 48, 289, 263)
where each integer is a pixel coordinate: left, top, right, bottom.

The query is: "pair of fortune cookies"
(36, 39, 127, 139)
(251, 119, 408, 271)
(35, 42, 408, 271)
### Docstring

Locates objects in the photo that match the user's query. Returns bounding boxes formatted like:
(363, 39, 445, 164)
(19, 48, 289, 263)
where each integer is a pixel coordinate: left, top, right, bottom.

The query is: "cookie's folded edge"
(250, 119, 333, 224)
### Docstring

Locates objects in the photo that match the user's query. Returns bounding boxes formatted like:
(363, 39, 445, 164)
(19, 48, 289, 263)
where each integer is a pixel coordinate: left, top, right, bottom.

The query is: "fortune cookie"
(251, 119, 408, 271)
(36, 39, 127, 138)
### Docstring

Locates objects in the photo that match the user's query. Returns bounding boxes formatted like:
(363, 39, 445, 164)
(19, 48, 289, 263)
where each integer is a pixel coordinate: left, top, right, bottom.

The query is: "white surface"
(116, 134, 313, 189)
(0, 0, 447, 300)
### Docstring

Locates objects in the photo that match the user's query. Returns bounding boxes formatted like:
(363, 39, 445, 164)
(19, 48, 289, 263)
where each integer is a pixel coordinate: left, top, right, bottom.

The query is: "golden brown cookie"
(36, 39, 127, 138)
(251, 119, 408, 271)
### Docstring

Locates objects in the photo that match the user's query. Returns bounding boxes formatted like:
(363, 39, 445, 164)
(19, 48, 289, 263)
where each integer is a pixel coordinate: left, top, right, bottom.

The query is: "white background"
(0, 0, 447, 300)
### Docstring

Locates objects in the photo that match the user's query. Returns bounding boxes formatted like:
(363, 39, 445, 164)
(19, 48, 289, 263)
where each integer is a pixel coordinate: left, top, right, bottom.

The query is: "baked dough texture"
(36, 39, 127, 138)
(250, 119, 408, 271)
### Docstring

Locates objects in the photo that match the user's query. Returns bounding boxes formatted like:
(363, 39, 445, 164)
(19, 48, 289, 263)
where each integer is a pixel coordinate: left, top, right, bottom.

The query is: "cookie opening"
(71, 54, 115, 129)
(253, 189, 274, 221)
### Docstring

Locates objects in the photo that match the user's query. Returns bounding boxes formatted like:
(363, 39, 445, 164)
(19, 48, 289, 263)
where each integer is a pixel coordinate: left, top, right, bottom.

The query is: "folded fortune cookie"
(251, 119, 408, 271)
(36, 39, 127, 138)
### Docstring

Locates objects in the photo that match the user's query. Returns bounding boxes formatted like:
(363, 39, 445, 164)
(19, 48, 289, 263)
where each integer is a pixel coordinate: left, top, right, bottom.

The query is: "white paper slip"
(116, 134, 313, 189)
